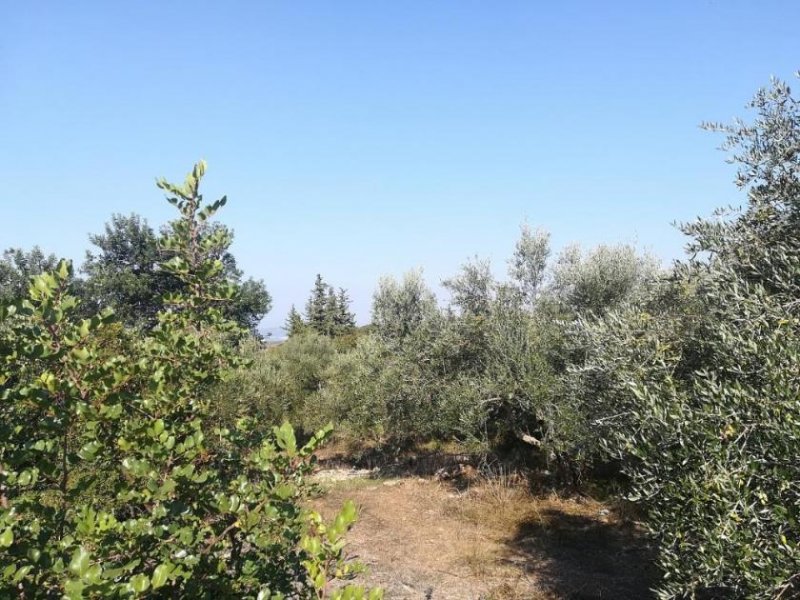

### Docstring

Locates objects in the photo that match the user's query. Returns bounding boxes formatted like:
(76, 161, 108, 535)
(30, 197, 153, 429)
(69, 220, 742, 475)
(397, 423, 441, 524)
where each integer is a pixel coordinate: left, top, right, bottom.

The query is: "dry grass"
(449, 466, 540, 533)
(461, 535, 497, 579)
(312, 463, 657, 599)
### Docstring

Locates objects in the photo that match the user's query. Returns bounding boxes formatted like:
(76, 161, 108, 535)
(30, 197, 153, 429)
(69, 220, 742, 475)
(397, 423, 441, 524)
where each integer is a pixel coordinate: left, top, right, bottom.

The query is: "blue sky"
(1, 2, 798, 328)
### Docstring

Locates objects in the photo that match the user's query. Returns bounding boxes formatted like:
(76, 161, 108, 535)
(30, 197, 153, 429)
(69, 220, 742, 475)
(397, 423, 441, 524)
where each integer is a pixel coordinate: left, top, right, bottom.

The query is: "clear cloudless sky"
(1, 1, 798, 330)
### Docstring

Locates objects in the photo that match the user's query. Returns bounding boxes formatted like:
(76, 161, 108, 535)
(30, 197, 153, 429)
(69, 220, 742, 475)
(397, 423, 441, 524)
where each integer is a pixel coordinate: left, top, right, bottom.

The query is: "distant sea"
(259, 326, 287, 342)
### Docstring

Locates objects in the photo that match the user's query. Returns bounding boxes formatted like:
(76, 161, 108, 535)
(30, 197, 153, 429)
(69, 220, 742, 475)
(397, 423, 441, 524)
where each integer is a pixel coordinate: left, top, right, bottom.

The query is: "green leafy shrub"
(0, 163, 378, 599)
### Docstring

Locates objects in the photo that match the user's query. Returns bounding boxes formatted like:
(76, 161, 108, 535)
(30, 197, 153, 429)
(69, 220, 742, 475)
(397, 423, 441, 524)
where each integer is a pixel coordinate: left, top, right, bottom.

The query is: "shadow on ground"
(317, 446, 481, 479)
(503, 507, 659, 599)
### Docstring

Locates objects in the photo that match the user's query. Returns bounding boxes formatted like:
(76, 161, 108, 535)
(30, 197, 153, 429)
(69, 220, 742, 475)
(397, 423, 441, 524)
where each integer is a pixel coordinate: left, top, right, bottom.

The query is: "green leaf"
(78, 441, 101, 461)
(274, 483, 294, 500)
(274, 422, 297, 456)
(11, 565, 32, 583)
(83, 563, 102, 583)
(128, 573, 150, 593)
(314, 570, 326, 590)
(71, 347, 91, 361)
(69, 547, 91, 577)
(57, 260, 71, 280)
(339, 500, 358, 525)
(64, 579, 85, 600)
(0, 528, 13, 548)
(151, 562, 172, 589)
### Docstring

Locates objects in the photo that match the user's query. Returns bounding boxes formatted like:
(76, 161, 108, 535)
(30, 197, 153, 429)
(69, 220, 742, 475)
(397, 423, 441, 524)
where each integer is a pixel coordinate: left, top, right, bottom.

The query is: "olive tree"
(371, 269, 438, 341)
(577, 77, 800, 599)
(508, 224, 550, 305)
(550, 243, 660, 316)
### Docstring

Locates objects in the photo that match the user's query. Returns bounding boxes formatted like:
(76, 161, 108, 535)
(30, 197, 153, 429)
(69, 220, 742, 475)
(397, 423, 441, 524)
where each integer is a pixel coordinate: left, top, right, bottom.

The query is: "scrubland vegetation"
(2, 77, 800, 598)
(0, 166, 380, 599)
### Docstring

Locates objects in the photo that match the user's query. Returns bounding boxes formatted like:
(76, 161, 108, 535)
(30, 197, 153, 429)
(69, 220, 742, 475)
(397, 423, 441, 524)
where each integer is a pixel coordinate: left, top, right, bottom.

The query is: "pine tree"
(323, 286, 339, 336)
(285, 304, 306, 337)
(301, 275, 356, 337)
(305, 274, 329, 333)
(335, 287, 356, 332)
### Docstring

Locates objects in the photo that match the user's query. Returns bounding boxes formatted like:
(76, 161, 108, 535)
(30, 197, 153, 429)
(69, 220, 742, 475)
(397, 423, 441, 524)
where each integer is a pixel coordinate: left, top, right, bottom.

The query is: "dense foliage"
(243, 239, 656, 464)
(574, 78, 800, 599)
(0, 163, 378, 599)
(0, 247, 70, 304)
(225, 77, 800, 598)
(4, 75, 799, 599)
(83, 213, 271, 334)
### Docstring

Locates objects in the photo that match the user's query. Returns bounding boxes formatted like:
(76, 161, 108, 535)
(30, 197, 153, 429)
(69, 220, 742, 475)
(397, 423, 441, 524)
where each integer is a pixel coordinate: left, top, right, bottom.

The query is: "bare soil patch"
(312, 468, 657, 599)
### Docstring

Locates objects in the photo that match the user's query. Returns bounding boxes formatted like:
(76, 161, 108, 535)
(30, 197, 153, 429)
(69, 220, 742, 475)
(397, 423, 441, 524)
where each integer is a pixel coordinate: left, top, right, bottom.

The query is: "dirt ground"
(312, 466, 658, 600)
